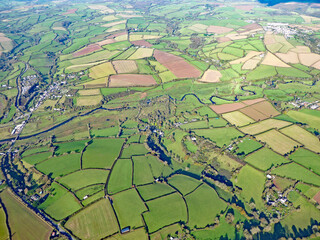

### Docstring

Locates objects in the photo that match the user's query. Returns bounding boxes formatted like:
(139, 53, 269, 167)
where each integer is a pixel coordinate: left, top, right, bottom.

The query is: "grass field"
(272, 163, 320, 186)
(0, 189, 53, 240)
(76, 95, 103, 106)
(108, 228, 148, 240)
(58, 169, 109, 191)
(255, 130, 300, 155)
(39, 182, 82, 220)
(36, 153, 81, 178)
(280, 125, 320, 153)
(107, 159, 132, 194)
(54, 140, 88, 155)
(121, 143, 148, 158)
(133, 156, 154, 186)
(287, 109, 320, 130)
(91, 126, 120, 137)
(289, 148, 320, 175)
(22, 151, 52, 165)
(112, 188, 147, 229)
(75, 185, 104, 200)
(240, 119, 292, 135)
(236, 165, 266, 209)
(194, 127, 243, 147)
(222, 111, 255, 127)
(143, 193, 187, 233)
(244, 147, 289, 171)
(235, 138, 263, 156)
(168, 174, 201, 195)
(137, 183, 176, 201)
(82, 138, 124, 169)
(65, 198, 118, 239)
(128, 48, 154, 59)
(22, 146, 50, 157)
(0, 205, 9, 240)
(186, 184, 227, 229)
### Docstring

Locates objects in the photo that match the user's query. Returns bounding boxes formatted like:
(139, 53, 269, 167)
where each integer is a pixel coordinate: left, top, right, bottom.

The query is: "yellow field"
(240, 119, 292, 135)
(261, 52, 290, 68)
(89, 62, 116, 79)
(298, 53, 320, 66)
(83, 78, 107, 88)
(106, 24, 125, 33)
(199, 69, 222, 83)
(291, 46, 310, 54)
(264, 33, 294, 54)
(88, 5, 114, 14)
(189, 24, 208, 33)
(112, 60, 138, 73)
(128, 48, 154, 60)
(102, 20, 126, 28)
(222, 111, 255, 127)
(280, 125, 320, 153)
(38, 99, 58, 111)
(76, 95, 103, 106)
(129, 35, 160, 41)
(276, 51, 299, 64)
(0, 35, 13, 52)
(66, 61, 106, 72)
(102, 15, 118, 21)
(78, 89, 101, 96)
(230, 51, 262, 69)
(242, 58, 260, 70)
(256, 129, 300, 155)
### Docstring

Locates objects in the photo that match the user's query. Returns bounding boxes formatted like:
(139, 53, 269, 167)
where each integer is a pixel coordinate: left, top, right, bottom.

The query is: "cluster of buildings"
(21, 74, 38, 95)
(263, 23, 297, 38)
(289, 99, 319, 110)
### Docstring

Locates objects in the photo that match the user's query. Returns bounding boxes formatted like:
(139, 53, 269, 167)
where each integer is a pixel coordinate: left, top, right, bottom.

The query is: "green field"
(54, 140, 88, 155)
(289, 148, 320, 175)
(65, 198, 119, 239)
(107, 159, 132, 194)
(133, 156, 155, 186)
(121, 143, 149, 158)
(112, 188, 147, 229)
(143, 193, 187, 233)
(36, 154, 81, 178)
(137, 183, 176, 201)
(194, 127, 244, 147)
(168, 174, 201, 195)
(235, 138, 263, 156)
(0, 189, 53, 240)
(244, 147, 289, 170)
(186, 184, 227, 229)
(82, 138, 124, 169)
(59, 169, 109, 190)
(22, 151, 52, 165)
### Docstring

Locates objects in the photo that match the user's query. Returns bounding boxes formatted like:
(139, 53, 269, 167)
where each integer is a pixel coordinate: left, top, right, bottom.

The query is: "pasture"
(137, 183, 176, 201)
(65, 199, 118, 239)
(289, 148, 320, 175)
(133, 156, 155, 186)
(107, 159, 132, 194)
(112, 188, 147, 229)
(168, 174, 201, 195)
(82, 138, 124, 169)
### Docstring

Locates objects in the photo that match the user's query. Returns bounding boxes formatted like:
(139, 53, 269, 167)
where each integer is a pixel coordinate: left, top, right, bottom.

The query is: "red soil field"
(251, 101, 280, 117)
(210, 102, 246, 114)
(62, 8, 77, 15)
(314, 191, 320, 204)
(132, 40, 153, 47)
(242, 98, 265, 106)
(235, 5, 254, 11)
(217, 37, 231, 43)
(107, 31, 127, 39)
(72, 44, 102, 57)
(207, 25, 233, 34)
(153, 50, 202, 78)
(109, 74, 157, 87)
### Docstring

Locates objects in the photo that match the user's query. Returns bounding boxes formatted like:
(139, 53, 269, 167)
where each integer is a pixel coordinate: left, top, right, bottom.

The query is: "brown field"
(52, 27, 67, 31)
(154, 50, 202, 78)
(210, 102, 246, 114)
(314, 191, 320, 204)
(264, 32, 276, 45)
(102, 20, 126, 28)
(207, 25, 233, 34)
(240, 118, 292, 135)
(235, 5, 254, 11)
(199, 69, 221, 83)
(276, 51, 300, 64)
(217, 37, 231, 43)
(132, 40, 153, 47)
(109, 74, 157, 87)
(225, 33, 247, 40)
(299, 53, 320, 66)
(62, 8, 77, 15)
(240, 101, 279, 121)
(112, 60, 138, 73)
(78, 89, 101, 96)
(242, 98, 266, 106)
(256, 129, 300, 155)
(73, 44, 102, 57)
(312, 61, 320, 70)
(237, 23, 262, 34)
(261, 52, 290, 67)
(77, 95, 103, 106)
(107, 31, 127, 39)
(129, 35, 160, 41)
(240, 107, 268, 121)
(0, 36, 13, 52)
(280, 125, 320, 153)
